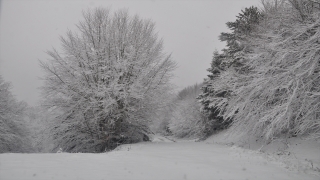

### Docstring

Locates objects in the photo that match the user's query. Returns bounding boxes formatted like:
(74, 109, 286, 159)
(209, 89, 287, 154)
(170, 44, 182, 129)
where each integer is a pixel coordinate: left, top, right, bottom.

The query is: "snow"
(149, 134, 176, 142)
(0, 140, 318, 180)
(205, 130, 320, 177)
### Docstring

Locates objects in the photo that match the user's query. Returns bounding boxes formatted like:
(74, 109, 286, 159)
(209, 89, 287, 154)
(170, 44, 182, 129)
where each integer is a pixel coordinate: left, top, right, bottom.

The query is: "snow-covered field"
(0, 137, 318, 180)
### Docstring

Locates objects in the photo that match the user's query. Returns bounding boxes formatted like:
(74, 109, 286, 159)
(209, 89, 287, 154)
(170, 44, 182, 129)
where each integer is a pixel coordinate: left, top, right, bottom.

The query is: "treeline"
(198, 0, 320, 140)
(166, 0, 320, 141)
(0, 76, 33, 153)
(1, 8, 176, 153)
(1, 0, 319, 153)
(165, 84, 207, 138)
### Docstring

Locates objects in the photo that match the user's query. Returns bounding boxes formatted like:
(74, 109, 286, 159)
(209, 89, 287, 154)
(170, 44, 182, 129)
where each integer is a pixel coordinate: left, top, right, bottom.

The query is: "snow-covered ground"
(205, 130, 320, 177)
(0, 136, 318, 180)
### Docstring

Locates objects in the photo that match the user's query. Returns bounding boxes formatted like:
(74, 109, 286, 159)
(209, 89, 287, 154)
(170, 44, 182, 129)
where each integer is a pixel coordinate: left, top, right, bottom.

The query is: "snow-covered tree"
(40, 8, 176, 152)
(200, 0, 320, 140)
(198, 6, 262, 135)
(23, 106, 57, 152)
(224, 0, 320, 139)
(0, 76, 33, 153)
(164, 84, 207, 138)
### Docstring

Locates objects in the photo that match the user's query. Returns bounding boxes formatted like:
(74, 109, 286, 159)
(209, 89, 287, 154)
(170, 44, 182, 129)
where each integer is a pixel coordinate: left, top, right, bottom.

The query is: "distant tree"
(167, 84, 207, 138)
(0, 76, 32, 153)
(23, 106, 57, 152)
(40, 8, 176, 152)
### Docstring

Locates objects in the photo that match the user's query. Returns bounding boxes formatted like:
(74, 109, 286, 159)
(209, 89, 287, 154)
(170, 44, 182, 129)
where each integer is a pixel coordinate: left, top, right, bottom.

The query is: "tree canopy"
(199, 0, 320, 140)
(0, 76, 32, 153)
(40, 8, 176, 152)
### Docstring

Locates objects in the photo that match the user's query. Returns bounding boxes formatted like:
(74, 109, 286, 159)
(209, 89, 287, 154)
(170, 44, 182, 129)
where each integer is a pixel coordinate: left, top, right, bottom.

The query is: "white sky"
(0, 0, 260, 105)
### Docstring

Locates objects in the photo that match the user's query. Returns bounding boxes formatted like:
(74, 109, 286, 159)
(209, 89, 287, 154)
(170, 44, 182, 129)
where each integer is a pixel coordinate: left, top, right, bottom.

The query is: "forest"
(1, 0, 319, 154)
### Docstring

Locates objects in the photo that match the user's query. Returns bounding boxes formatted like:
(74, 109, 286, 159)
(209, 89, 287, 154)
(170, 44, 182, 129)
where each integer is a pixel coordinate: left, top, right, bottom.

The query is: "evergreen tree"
(198, 6, 262, 135)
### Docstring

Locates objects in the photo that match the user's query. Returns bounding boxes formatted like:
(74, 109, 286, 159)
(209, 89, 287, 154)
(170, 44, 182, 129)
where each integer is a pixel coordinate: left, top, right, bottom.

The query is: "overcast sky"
(0, 0, 260, 105)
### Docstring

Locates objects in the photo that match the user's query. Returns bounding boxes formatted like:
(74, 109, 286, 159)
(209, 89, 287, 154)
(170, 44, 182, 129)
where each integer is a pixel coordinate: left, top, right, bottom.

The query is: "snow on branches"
(168, 84, 207, 138)
(0, 76, 32, 153)
(200, 0, 320, 140)
(40, 8, 176, 152)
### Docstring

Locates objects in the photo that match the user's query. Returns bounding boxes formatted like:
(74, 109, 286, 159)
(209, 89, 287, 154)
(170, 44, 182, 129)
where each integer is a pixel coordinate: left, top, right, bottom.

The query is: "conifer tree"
(198, 6, 262, 135)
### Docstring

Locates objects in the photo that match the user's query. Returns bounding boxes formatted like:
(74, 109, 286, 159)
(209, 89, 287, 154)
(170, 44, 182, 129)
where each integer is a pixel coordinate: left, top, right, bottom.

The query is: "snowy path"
(0, 141, 317, 180)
